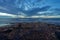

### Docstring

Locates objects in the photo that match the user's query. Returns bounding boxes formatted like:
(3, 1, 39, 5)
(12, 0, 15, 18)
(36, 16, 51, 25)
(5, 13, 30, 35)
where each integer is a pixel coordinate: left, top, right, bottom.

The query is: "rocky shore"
(0, 22, 60, 40)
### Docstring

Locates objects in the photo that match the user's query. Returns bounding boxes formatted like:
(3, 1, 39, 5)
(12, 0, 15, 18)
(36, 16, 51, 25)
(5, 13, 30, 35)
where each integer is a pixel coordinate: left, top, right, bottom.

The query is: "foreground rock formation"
(0, 22, 60, 40)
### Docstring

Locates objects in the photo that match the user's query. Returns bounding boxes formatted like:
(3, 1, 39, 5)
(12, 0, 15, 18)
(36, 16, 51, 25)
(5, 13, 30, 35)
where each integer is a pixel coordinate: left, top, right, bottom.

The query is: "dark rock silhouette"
(0, 22, 60, 40)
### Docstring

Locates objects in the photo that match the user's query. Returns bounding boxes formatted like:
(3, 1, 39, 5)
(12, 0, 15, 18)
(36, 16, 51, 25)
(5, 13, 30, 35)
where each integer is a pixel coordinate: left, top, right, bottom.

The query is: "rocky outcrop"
(0, 22, 59, 40)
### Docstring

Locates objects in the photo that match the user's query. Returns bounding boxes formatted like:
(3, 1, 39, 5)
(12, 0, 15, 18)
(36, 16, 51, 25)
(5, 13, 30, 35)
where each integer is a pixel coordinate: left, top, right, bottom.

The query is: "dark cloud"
(21, 6, 51, 16)
(0, 0, 51, 16)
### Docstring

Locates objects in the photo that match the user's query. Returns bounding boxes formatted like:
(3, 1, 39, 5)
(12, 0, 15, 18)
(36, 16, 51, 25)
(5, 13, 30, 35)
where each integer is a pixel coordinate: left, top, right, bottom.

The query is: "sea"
(0, 18, 60, 40)
(17, 18, 60, 25)
(0, 18, 60, 26)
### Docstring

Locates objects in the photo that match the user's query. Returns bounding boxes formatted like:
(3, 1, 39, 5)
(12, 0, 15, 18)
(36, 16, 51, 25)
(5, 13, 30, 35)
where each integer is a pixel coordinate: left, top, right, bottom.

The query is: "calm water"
(17, 18, 60, 25)
(0, 18, 60, 26)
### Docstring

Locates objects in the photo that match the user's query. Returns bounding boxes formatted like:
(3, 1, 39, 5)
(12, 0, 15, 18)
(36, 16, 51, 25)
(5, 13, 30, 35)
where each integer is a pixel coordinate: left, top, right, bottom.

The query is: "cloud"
(0, 12, 17, 18)
(0, 6, 9, 11)
(30, 15, 60, 18)
(17, 11, 60, 18)
(18, 15, 26, 18)
(17, 15, 60, 18)
(18, 12, 28, 18)
(19, 6, 51, 16)
(18, 12, 26, 16)
(37, 11, 53, 14)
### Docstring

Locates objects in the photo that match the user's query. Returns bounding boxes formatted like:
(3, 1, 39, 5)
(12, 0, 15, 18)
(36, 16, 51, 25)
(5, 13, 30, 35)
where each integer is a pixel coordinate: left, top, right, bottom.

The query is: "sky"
(0, 0, 60, 18)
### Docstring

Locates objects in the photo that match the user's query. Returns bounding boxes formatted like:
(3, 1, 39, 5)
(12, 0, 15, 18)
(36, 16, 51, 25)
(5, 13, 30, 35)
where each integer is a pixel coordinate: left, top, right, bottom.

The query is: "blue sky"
(0, 0, 60, 18)
(43, 0, 60, 8)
